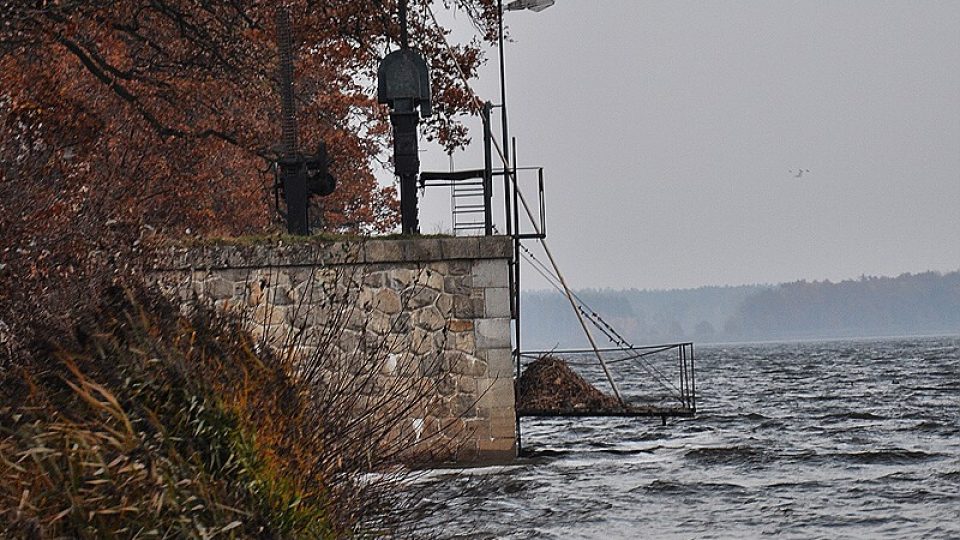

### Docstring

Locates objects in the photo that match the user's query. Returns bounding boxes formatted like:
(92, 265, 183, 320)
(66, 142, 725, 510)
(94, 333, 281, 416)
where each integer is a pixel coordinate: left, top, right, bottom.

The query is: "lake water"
(414, 336, 960, 539)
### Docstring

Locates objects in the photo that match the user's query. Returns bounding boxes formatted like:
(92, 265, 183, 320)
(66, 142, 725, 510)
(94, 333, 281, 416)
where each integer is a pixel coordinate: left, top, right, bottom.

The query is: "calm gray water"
(415, 336, 960, 539)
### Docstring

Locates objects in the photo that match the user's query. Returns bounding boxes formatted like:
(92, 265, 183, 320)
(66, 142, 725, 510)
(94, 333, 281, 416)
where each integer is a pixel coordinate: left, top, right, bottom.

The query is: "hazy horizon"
(523, 265, 960, 294)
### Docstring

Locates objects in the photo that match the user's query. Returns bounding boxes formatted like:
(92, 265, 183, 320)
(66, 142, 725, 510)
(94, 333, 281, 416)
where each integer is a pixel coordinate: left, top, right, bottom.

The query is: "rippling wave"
(415, 336, 960, 539)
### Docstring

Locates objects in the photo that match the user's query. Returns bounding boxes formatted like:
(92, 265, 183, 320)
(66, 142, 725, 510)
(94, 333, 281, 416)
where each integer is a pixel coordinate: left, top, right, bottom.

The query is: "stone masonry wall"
(151, 236, 516, 463)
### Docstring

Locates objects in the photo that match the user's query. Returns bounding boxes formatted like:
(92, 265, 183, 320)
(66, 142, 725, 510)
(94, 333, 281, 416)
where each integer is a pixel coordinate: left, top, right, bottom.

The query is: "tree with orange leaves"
(0, 0, 497, 334)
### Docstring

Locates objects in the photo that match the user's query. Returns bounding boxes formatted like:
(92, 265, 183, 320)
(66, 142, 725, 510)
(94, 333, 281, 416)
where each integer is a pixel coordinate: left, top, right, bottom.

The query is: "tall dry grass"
(0, 283, 444, 538)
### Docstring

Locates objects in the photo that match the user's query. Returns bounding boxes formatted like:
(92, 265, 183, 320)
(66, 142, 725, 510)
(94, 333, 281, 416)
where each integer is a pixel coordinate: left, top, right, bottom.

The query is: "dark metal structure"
(274, 8, 336, 236)
(377, 1, 432, 234)
(517, 343, 697, 423)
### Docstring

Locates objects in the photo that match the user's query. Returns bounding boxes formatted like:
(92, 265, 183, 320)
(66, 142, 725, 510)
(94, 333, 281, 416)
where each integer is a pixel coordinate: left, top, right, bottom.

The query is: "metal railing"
(518, 342, 697, 417)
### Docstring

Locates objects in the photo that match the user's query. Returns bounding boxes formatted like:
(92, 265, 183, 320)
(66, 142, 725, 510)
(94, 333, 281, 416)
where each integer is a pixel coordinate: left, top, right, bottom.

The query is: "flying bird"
(789, 169, 811, 178)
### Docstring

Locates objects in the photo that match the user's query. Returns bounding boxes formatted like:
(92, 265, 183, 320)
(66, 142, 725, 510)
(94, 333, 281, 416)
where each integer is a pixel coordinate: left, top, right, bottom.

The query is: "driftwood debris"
(515, 356, 621, 413)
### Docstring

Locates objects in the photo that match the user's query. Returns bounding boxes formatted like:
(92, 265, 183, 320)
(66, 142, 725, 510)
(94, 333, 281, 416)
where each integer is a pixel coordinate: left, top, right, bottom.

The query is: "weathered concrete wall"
(151, 236, 516, 463)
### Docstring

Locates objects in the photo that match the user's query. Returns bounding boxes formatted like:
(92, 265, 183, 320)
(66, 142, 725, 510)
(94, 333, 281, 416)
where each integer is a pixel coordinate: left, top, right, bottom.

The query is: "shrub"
(0, 284, 427, 538)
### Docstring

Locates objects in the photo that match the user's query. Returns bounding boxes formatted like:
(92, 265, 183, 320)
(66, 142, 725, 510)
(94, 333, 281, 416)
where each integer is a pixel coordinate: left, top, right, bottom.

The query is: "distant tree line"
(521, 271, 960, 347)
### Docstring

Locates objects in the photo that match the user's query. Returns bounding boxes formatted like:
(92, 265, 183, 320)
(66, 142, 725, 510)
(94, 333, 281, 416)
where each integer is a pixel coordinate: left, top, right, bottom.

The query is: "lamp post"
(497, 0, 554, 236)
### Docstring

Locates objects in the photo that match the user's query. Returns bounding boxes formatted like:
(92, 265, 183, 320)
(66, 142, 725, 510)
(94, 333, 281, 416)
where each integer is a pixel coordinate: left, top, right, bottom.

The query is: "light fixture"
(505, 0, 555, 13)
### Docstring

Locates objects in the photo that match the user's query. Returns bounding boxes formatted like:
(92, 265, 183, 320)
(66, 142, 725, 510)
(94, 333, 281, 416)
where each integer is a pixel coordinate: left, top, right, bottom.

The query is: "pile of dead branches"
(515, 356, 621, 413)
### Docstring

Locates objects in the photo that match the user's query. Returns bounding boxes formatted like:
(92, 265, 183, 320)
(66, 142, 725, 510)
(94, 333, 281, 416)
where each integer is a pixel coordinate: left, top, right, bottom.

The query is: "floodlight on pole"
(505, 0, 555, 12)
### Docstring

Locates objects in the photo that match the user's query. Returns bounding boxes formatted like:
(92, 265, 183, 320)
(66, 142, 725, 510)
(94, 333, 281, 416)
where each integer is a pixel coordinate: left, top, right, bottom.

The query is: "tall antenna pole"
(498, 0, 509, 172)
(277, 9, 297, 161)
(276, 8, 309, 235)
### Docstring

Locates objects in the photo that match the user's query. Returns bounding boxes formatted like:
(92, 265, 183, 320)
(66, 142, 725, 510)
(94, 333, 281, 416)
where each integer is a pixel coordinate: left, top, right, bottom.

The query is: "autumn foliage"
(0, 0, 496, 334)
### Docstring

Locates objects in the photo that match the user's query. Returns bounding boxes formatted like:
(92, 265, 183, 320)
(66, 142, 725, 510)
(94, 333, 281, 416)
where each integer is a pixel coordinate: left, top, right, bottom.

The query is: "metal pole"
(679, 345, 687, 407)
(482, 102, 494, 236)
(691, 343, 697, 411)
(513, 137, 522, 456)
(513, 137, 521, 381)
(277, 8, 309, 235)
(498, 0, 509, 170)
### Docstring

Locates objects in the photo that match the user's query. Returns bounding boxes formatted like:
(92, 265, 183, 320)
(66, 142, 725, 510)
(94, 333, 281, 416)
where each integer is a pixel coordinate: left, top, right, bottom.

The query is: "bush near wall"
(0, 285, 416, 538)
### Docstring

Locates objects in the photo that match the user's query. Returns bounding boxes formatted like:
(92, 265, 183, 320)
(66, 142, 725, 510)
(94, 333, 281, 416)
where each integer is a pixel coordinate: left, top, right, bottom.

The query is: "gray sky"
(408, 0, 960, 291)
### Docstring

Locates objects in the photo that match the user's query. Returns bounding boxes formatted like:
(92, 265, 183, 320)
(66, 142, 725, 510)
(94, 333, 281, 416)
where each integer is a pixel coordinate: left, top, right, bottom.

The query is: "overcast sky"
(405, 0, 960, 291)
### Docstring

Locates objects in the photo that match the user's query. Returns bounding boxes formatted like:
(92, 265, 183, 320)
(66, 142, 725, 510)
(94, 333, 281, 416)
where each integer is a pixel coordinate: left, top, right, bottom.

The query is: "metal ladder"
(451, 179, 487, 235)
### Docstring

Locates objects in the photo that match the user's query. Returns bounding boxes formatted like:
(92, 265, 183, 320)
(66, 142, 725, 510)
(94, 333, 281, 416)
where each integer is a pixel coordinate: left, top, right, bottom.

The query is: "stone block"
(417, 268, 445, 291)
(401, 238, 442, 261)
(416, 306, 446, 332)
(446, 319, 474, 333)
(406, 287, 438, 310)
(484, 347, 514, 378)
(213, 298, 237, 313)
(192, 269, 212, 284)
(391, 312, 412, 334)
(450, 353, 486, 377)
(436, 293, 454, 317)
(388, 268, 417, 290)
(362, 271, 385, 288)
(267, 285, 292, 306)
(419, 355, 445, 377)
(453, 330, 476, 354)
(487, 408, 518, 439)
(483, 287, 511, 319)
(287, 303, 329, 329)
(366, 311, 392, 336)
(472, 259, 508, 288)
(461, 417, 487, 438)
(340, 328, 363, 355)
(357, 288, 376, 310)
(436, 375, 457, 397)
(260, 268, 293, 289)
(475, 317, 511, 349)
(453, 295, 480, 318)
(458, 376, 478, 395)
(477, 437, 516, 463)
(478, 378, 515, 409)
(203, 277, 237, 300)
(372, 288, 402, 314)
(451, 393, 480, 418)
(478, 236, 513, 259)
(411, 328, 435, 356)
(443, 275, 472, 295)
(320, 241, 363, 265)
(439, 237, 480, 260)
(454, 439, 480, 462)
(447, 259, 472, 276)
(364, 239, 404, 263)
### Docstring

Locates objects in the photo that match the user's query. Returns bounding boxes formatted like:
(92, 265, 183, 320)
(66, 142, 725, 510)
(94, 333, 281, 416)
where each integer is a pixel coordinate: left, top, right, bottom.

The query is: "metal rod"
(691, 343, 697, 411)
(399, 0, 409, 48)
(520, 343, 692, 355)
(513, 139, 521, 379)
(512, 135, 523, 456)
(482, 102, 494, 236)
(679, 345, 687, 407)
(518, 407, 695, 418)
(498, 0, 509, 169)
(538, 168, 545, 237)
